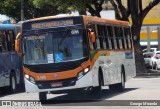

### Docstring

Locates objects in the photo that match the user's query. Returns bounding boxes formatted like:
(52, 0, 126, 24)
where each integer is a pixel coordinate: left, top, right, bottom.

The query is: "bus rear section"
(0, 24, 21, 93)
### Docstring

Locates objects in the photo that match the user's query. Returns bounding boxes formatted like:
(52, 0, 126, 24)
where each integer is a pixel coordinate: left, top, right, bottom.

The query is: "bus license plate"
(51, 82, 62, 87)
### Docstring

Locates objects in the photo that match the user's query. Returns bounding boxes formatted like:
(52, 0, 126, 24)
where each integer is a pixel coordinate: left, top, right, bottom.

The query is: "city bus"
(0, 24, 21, 93)
(15, 15, 136, 100)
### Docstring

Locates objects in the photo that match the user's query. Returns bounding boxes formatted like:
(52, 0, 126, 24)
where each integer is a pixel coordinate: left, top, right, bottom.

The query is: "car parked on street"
(143, 52, 153, 68)
(150, 51, 160, 69)
(142, 48, 157, 53)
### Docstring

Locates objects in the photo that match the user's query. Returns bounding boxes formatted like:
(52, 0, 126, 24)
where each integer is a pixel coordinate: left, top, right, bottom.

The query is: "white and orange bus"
(15, 15, 136, 100)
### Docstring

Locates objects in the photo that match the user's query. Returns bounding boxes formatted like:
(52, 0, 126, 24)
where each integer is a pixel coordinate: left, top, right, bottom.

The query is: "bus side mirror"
(15, 33, 22, 56)
(90, 32, 96, 43)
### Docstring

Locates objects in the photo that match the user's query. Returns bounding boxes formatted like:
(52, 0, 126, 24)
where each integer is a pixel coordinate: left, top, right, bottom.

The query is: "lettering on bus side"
(31, 20, 74, 29)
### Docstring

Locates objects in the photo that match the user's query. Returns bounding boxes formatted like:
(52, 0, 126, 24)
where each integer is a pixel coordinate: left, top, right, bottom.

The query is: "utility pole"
(147, 27, 151, 52)
(21, 0, 24, 21)
(158, 27, 160, 50)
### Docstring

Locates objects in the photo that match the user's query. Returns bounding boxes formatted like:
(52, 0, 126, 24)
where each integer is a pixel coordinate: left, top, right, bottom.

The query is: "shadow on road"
(0, 83, 25, 98)
(41, 88, 138, 106)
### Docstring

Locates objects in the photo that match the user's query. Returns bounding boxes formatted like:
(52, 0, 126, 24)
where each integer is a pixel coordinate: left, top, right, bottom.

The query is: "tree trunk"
(132, 23, 148, 73)
(95, 11, 101, 17)
(133, 41, 148, 73)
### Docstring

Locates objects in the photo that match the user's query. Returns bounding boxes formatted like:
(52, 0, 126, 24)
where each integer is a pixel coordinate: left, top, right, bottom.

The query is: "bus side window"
(129, 28, 133, 49)
(117, 27, 123, 49)
(102, 26, 107, 49)
(124, 28, 129, 49)
(112, 27, 118, 49)
(107, 26, 114, 49)
(8, 30, 15, 51)
(0, 34, 2, 52)
(104, 26, 109, 49)
(94, 25, 101, 49)
(122, 27, 127, 49)
(97, 25, 106, 49)
(107, 26, 113, 49)
(126, 28, 132, 49)
(114, 27, 120, 49)
(0, 30, 8, 52)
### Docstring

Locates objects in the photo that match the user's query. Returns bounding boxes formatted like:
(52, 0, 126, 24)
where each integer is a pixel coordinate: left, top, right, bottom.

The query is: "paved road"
(0, 77, 160, 109)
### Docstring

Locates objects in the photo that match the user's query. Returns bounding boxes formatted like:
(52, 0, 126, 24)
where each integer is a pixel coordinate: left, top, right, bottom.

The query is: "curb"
(136, 72, 160, 78)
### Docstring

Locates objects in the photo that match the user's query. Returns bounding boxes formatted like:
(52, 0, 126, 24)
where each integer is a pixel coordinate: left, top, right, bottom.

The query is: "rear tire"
(10, 73, 17, 93)
(155, 63, 158, 70)
(109, 71, 125, 92)
(116, 73, 125, 92)
(39, 92, 47, 101)
(152, 62, 156, 70)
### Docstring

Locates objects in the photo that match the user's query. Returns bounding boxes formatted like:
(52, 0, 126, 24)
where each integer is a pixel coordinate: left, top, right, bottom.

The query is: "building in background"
(119, 0, 160, 49)
(121, 0, 160, 18)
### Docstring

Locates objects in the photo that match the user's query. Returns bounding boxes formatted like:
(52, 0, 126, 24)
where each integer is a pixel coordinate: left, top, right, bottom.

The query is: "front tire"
(39, 92, 47, 101)
(90, 74, 102, 99)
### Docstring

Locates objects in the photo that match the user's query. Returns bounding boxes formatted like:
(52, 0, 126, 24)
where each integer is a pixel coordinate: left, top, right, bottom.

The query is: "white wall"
(71, 10, 115, 19)
(100, 10, 115, 19)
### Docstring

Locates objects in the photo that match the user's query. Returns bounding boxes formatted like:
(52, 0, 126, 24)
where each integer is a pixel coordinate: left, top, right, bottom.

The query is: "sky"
(0, 14, 8, 20)
(0, 10, 115, 21)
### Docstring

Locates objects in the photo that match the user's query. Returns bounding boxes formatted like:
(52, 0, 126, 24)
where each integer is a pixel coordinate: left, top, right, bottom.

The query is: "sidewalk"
(136, 69, 160, 78)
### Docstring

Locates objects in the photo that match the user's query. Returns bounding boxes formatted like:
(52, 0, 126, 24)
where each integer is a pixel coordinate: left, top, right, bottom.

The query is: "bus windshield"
(24, 29, 88, 65)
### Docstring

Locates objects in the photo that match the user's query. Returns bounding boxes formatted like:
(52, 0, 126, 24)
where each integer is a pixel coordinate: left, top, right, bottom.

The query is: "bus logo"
(71, 30, 79, 35)
(54, 74, 58, 78)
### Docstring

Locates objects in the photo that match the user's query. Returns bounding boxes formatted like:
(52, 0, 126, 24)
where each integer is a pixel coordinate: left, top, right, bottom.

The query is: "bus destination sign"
(31, 20, 74, 29)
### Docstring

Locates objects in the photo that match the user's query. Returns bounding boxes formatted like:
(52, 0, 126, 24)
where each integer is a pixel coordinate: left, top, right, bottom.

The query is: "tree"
(0, 0, 59, 21)
(33, 0, 105, 17)
(0, 0, 105, 21)
(110, 0, 160, 73)
(1, 0, 159, 73)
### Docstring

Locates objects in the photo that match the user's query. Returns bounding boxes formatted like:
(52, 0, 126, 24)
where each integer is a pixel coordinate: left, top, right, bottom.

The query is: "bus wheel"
(39, 92, 47, 101)
(91, 74, 102, 99)
(117, 72, 125, 92)
(10, 73, 17, 93)
(109, 72, 125, 92)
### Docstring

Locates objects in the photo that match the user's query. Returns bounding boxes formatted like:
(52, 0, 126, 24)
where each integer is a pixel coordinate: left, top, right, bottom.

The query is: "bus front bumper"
(24, 71, 93, 93)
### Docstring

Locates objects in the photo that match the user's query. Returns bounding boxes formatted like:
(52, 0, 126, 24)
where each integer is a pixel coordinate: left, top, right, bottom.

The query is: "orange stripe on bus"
(90, 49, 133, 67)
(23, 59, 90, 81)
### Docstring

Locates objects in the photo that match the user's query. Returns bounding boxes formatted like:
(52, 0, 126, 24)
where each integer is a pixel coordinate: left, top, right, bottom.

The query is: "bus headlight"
(25, 74, 29, 79)
(77, 67, 90, 80)
(25, 74, 36, 84)
(29, 76, 35, 84)
(77, 71, 84, 80)
(84, 68, 89, 73)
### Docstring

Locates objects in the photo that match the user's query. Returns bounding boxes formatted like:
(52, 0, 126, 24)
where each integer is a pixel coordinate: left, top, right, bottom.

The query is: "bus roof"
(0, 24, 15, 30)
(83, 15, 129, 26)
(24, 15, 129, 26)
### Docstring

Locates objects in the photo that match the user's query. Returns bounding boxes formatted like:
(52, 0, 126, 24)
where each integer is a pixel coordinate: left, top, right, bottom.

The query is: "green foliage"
(0, 0, 60, 21)
(0, 0, 21, 21)
(0, 0, 104, 21)
(33, 0, 91, 13)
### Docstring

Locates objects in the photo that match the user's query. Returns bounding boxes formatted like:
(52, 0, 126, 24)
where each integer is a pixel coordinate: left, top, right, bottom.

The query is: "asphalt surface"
(0, 77, 160, 109)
